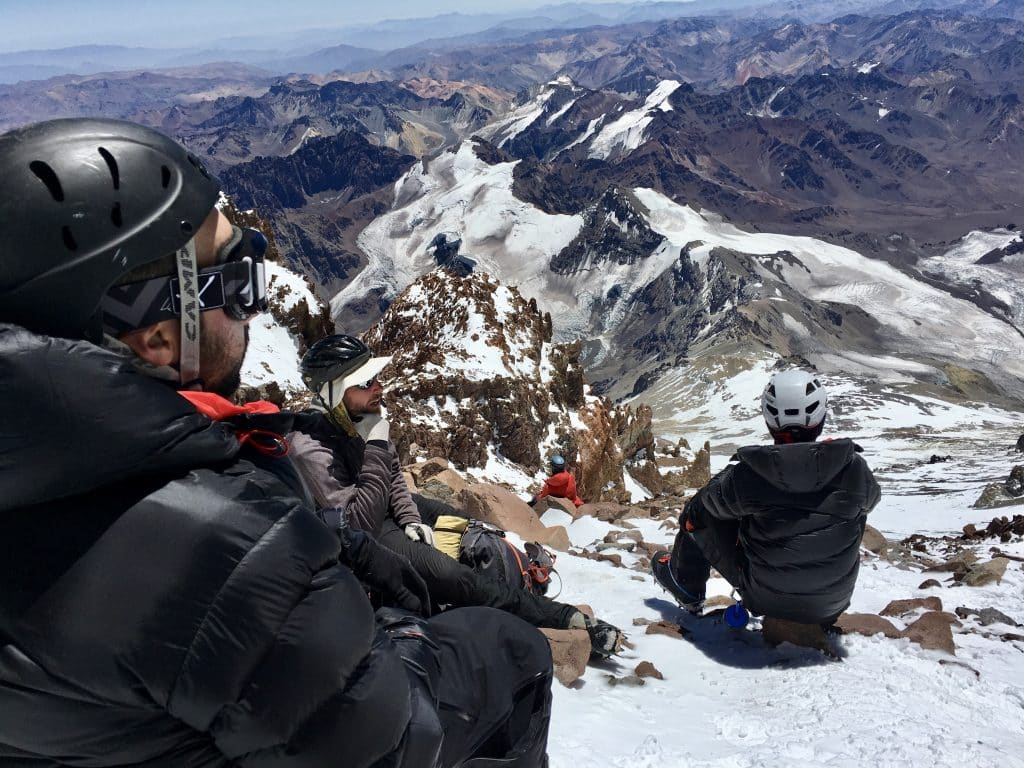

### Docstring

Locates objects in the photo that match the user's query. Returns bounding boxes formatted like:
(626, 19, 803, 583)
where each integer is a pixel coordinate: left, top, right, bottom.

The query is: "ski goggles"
(353, 376, 382, 390)
(101, 226, 269, 335)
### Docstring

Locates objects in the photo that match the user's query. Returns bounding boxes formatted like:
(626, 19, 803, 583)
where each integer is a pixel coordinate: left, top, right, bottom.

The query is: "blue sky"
(0, 0, 627, 52)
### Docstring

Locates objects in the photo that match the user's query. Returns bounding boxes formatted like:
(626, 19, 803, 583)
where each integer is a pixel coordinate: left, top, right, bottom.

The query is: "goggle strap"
(176, 238, 201, 386)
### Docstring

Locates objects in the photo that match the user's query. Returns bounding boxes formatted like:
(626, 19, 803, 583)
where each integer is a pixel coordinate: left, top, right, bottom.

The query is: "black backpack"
(458, 520, 557, 596)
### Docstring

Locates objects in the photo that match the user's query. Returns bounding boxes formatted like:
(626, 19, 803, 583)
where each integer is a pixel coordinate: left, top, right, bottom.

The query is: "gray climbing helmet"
(0, 118, 220, 341)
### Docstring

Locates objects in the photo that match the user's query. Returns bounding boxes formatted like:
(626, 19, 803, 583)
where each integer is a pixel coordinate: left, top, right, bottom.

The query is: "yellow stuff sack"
(432, 514, 469, 560)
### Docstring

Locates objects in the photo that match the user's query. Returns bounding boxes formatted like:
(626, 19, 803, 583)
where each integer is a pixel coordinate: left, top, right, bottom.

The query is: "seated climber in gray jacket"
(652, 368, 882, 626)
(288, 334, 624, 658)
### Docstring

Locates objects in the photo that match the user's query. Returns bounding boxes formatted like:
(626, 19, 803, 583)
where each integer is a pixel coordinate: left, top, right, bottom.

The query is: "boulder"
(634, 661, 664, 680)
(861, 524, 888, 556)
(576, 501, 632, 523)
(645, 621, 688, 640)
(901, 611, 961, 655)
(408, 457, 450, 486)
(879, 597, 943, 618)
(925, 551, 978, 575)
(1016, 434, 1024, 452)
(535, 524, 571, 552)
(962, 557, 1009, 587)
(540, 628, 591, 686)
(605, 529, 644, 544)
(1007, 465, 1024, 497)
(834, 613, 901, 639)
(402, 471, 417, 493)
(534, 496, 577, 516)
(459, 484, 547, 540)
(417, 469, 468, 505)
(918, 579, 943, 589)
(955, 606, 1021, 627)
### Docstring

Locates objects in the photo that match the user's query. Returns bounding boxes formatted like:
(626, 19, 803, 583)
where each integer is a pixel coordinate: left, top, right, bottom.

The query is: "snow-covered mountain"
(360, 268, 669, 502)
(334, 85, 1024, 409)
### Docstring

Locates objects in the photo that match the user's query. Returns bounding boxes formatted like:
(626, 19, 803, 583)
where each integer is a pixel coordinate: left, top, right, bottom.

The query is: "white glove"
(405, 523, 435, 546)
(355, 414, 390, 444)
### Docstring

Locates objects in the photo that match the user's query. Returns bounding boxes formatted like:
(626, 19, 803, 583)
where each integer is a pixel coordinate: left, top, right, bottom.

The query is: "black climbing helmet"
(0, 117, 221, 341)
(300, 334, 372, 393)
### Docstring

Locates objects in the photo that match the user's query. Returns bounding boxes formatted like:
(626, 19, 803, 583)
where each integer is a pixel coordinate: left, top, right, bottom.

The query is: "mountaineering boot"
(651, 551, 705, 615)
(568, 612, 625, 659)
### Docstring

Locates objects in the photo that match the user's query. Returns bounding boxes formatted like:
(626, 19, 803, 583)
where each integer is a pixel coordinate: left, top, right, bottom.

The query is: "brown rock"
(861, 524, 889, 556)
(963, 557, 1009, 587)
(634, 661, 664, 680)
(575, 604, 594, 618)
(925, 551, 979, 574)
(576, 501, 632, 523)
(540, 628, 591, 686)
(879, 597, 943, 618)
(534, 496, 577, 516)
(459, 484, 546, 540)
(645, 621, 688, 640)
(918, 579, 943, 589)
(761, 617, 830, 652)
(535, 525, 571, 552)
(834, 613, 901, 639)
(408, 457, 450, 486)
(416, 469, 469, 505)
(402, 471, 417, 493)
(605, 529, 645, 544)
(901, 611, 961, 655)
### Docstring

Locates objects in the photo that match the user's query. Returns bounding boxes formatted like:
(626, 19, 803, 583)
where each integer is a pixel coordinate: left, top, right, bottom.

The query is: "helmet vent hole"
(783, 408, 799, 416)
(805, 382, 817, 395)
(97, 147, 120, 189)
(29, 161, 64, 201)
(61, 226, 77, 251)
(161, 165, 171, 188)
(805, 402, 819, 414)
(111, 202, 123, 227)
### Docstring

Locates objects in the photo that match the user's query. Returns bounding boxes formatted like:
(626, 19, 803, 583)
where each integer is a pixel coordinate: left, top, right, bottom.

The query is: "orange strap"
(178, 391, 280, 418)
(502, 539, 531, 589)
(178, 392, 287, 457)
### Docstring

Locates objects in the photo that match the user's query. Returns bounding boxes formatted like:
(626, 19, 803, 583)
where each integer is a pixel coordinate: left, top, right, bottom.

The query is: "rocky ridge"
(361, 268, 692, 503)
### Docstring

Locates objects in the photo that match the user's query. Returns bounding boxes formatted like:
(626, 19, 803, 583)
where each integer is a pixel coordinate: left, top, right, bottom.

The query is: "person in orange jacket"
(529, 455, 585, 508)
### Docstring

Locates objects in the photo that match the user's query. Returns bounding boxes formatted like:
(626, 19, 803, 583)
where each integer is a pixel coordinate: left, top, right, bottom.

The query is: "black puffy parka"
(0, 324, 422, 767)
(689, 438, 881, 623)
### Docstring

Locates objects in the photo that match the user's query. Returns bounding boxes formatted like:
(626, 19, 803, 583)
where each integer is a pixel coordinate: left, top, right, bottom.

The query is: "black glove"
(330, 512, 432, 617)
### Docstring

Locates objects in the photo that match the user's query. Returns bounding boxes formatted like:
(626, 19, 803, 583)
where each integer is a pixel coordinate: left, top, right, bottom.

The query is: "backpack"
(455, 520, 557, 596)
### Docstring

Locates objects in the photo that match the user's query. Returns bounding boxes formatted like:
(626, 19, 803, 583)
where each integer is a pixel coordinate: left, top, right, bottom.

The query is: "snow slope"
(241, 260, 318, 393)
(540, 387, 1024, 768)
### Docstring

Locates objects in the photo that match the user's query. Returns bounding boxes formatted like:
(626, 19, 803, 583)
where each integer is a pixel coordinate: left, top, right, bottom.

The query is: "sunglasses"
(101, 226, 269, 335)
(354, 377, 382, 390)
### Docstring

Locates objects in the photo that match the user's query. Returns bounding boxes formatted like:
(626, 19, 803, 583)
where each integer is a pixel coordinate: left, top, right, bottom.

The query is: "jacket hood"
(735, 439, 858, 494)
(0, 324, 239, 511)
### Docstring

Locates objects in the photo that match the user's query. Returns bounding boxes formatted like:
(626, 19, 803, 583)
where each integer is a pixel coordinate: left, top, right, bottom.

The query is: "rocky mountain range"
(3, 2, 1023, 421)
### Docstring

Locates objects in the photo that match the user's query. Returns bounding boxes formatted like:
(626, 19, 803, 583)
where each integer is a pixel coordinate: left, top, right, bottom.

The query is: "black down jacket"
(691, 439, 881, 623)
(0, 324, 421, 767)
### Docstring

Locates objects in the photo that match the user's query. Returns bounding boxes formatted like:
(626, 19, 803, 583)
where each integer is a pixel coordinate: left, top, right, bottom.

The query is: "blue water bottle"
(724, 600, 749, 629)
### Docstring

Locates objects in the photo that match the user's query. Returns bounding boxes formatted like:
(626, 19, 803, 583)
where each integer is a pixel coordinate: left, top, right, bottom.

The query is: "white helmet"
(761, 369, 827, 431)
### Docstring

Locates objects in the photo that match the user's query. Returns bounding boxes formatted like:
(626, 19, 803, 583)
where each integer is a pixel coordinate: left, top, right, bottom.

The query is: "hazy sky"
(0, 0, 629, 52)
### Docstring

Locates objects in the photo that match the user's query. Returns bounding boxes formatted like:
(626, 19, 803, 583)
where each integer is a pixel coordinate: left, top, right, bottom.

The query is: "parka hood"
(735, 439, 859, 494)
(0, 323, 239, 511)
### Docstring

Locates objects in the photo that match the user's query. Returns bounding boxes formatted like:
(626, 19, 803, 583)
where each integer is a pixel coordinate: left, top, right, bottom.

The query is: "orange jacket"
(537, 470, 584, 507)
